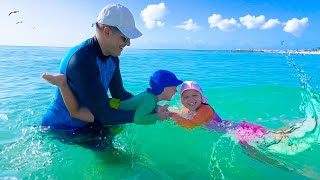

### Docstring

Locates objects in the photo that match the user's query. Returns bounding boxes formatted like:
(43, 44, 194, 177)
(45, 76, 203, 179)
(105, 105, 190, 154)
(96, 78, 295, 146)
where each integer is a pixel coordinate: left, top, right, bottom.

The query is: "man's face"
(101, 25, 131, 57)
(108, 29, 131, 57)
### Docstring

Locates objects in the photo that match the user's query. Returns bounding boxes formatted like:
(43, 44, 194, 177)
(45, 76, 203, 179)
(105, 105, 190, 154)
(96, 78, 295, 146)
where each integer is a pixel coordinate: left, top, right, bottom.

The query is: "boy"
(42, 70, 183, 126)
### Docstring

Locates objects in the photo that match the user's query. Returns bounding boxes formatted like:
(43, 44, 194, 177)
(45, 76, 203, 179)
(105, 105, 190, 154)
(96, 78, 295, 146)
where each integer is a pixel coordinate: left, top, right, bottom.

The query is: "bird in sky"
(8, 10, 19, 16)
(281, 41, 285, 45)
(16, 21, 23, 24)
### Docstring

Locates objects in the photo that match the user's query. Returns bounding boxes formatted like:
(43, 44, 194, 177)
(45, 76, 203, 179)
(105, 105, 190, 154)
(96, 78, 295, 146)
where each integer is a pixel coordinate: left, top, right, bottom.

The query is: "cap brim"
(118, 27, 142, 39)
(173, 80, 183, 86)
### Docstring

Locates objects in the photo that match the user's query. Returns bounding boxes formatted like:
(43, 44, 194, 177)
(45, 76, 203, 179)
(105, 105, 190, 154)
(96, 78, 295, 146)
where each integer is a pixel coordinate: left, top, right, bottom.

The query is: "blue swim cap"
(147, 70, 183, 95)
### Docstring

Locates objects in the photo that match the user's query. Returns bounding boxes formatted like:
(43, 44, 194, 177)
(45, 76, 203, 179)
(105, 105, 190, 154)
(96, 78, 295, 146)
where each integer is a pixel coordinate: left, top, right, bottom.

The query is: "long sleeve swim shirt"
(170, 104, 221, 129)
(119, 91, 159, 125)
(42, 37, 135, 130)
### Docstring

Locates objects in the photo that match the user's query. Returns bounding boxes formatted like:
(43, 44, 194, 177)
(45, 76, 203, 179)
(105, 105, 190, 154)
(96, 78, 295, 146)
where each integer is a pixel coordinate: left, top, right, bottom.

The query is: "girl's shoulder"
(198, 103, 214, 112)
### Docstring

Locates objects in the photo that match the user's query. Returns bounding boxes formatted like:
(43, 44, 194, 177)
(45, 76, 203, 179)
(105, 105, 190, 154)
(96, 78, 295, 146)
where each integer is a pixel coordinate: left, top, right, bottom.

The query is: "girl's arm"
(170, 105, 214, 129)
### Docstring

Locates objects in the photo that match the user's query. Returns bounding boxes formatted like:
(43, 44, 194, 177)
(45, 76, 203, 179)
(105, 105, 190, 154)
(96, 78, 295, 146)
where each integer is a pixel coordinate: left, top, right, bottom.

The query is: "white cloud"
(239, 14, 265, 29)
(208, 14, 223, 28)
(218, 18, 241, 31)
(140, 2, 167, 29)
(283, 18, 309, 37)
(208, 14, 240, 32)
(176, 19, 200, 31)
(261, 19, 281, 30)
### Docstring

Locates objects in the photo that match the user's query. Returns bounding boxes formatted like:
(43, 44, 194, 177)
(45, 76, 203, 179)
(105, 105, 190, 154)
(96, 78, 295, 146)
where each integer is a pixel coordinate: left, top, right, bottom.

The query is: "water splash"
(207, 53, 320, 179)
(208, 134, 237, 179)
(0, 114, 8, 121)
(261, 54, 320, 155)
(0, 126, 60, 178)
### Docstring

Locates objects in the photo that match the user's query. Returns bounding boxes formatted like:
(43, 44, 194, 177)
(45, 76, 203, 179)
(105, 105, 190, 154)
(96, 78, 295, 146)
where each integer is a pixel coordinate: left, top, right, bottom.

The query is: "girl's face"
(181, 89, 202, 111)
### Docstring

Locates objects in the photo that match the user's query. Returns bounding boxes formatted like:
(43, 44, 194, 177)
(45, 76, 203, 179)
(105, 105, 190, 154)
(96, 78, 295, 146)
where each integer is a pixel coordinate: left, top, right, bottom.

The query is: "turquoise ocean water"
(0, 45, 319, 179)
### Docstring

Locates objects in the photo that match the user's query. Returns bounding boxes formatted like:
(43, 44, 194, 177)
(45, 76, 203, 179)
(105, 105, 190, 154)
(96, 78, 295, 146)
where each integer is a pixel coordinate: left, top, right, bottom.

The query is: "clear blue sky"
(1, 0, 319, 50)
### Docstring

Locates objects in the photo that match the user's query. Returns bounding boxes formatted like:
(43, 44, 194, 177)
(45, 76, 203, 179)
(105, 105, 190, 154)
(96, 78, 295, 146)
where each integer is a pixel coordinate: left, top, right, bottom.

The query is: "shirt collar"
(92, 36, 111, 61)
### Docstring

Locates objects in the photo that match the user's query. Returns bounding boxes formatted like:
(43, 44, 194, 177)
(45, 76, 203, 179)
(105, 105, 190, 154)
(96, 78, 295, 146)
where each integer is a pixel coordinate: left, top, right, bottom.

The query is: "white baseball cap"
(96, 4, 142, 39)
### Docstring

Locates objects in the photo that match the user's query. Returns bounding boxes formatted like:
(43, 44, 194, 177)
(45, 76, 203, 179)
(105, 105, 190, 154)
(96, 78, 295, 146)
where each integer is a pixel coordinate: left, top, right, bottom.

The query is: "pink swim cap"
(180, 81, 208, 103)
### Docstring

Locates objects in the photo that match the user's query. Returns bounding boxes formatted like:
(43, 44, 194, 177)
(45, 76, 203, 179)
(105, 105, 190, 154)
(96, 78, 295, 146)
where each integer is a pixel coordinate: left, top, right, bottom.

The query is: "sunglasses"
(107, 25, 130, 44)
(121, 36, 130, 44)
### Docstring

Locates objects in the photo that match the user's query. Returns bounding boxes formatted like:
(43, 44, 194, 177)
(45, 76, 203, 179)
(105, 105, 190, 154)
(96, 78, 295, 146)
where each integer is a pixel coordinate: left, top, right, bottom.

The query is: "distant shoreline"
(0, 45, 319, 54)
(232, 49, 320, 55)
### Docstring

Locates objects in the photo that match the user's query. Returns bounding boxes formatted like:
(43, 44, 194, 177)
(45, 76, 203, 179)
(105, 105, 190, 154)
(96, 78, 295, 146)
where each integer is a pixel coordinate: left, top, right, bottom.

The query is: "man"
(41, 4, 155, 149)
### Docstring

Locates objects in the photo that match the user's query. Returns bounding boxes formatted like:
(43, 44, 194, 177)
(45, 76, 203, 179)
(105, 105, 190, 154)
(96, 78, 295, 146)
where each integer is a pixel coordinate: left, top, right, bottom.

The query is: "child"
(42, 70, 182, 125)
(169, 81, 271, 145)
(169, 81, 222, 129)
(169, 81, 320, 156)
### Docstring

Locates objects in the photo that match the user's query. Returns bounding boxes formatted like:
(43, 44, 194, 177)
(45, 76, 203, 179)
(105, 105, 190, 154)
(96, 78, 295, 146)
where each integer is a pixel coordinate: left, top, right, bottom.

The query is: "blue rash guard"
(42, 36, 135, 130)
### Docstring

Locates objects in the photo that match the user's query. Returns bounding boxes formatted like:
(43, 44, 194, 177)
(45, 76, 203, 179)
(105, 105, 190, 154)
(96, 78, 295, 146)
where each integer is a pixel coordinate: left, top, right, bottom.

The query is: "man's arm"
(109, 57, 133, 101)
(67, 53, 135, 125)
(57, 75, 94, 122)
(42, 73, 94, 122)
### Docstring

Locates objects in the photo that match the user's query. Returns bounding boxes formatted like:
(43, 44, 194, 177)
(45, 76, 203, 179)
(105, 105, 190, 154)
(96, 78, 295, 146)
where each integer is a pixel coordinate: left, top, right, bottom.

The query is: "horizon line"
(0, 44, 319, 52)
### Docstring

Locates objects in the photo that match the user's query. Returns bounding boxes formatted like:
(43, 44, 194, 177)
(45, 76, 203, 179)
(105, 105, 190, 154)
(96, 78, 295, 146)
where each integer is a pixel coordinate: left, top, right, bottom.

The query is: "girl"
(169, 81, 320, 156)
(169, 81, 282, 145)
